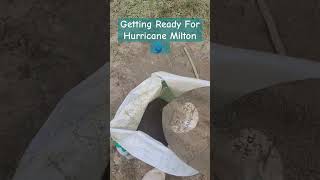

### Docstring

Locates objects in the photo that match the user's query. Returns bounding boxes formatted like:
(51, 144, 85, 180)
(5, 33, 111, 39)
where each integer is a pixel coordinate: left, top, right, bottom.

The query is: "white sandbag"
(110, 71, 210, 177)
(213, 43, 320, 111)
(13, 64, 108, 180)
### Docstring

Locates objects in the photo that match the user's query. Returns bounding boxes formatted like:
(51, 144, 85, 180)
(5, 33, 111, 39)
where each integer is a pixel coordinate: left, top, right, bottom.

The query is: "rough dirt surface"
(110, 0, 210, 178)
(110, 20, 210, 178)
(214, 1, 320, 179)
(213, 0, 320, 62)
(110, 38, 210, 179)
(214, 79, 320, 180)
(163, 87, 210, 178)
(0, 0, 106, 179)
(110, 40, 210, 115)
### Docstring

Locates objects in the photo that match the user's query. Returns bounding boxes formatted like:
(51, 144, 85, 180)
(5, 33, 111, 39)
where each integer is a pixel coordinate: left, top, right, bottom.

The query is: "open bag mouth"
(137, 98, 168, 146)
(110, 72, 209, 176)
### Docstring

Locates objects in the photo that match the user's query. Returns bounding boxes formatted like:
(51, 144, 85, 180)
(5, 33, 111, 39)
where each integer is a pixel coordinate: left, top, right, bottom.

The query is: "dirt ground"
(1, 0, 320, 179)
(213, 0, 320, 62)
(0, 0, 106, 179)
(214, 79, 320, 179)
(110, 2, 210, 178)
(110, 0, 320, 179)
(110, 37, 210, 180)
(213, 1, 320, 179)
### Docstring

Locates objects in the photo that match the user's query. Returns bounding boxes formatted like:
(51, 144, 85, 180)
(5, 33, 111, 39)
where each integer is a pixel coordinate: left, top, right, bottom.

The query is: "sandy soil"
(213, 0, 320, 62)
(213, 1, 320, 179)
(110, 34, 210, 179)
(163, 87, 210, 178)
(214, 79, 320, 179)
(0, 0, 106, 179)
(1, 0, 320, 179)
(110, 0, 211, 178)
